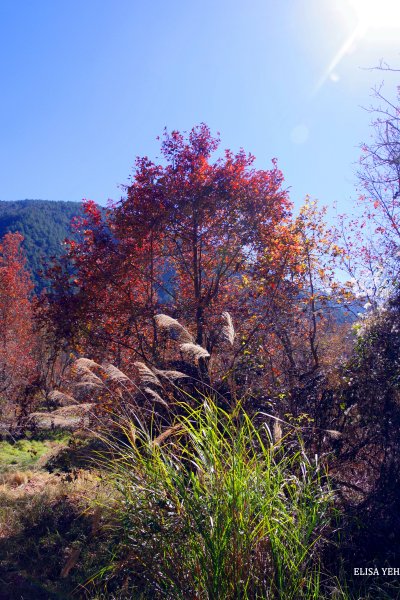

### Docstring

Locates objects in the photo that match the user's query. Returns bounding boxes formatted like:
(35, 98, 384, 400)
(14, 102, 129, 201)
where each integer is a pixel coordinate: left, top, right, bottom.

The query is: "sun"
(349, 0, 400, 31)
(314, 0, 400, 91)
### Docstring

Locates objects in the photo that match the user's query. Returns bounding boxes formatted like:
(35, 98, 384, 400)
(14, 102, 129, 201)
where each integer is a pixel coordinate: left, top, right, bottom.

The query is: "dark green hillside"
(0, 200, 83, 290)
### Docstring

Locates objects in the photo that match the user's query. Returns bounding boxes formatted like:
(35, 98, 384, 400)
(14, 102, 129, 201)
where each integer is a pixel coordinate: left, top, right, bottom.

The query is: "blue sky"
(1, 0, 399, 214)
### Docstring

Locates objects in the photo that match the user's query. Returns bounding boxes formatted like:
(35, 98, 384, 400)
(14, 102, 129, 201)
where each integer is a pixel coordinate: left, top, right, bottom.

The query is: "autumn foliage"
(45, 124, 349, 407)
(0, 232, 37, 415)
(2, 117, 400, 598)
(61, 126, 289, 347)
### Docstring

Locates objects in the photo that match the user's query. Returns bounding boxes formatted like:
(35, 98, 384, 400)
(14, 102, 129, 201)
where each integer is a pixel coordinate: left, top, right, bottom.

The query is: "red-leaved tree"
(0, 232, 37, 419)
(47, 125, 349, 406)
(51, 125, 292, 362)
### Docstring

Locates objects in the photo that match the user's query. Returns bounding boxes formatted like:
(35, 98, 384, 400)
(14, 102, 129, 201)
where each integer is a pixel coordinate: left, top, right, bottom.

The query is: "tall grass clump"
(97, 399, 335, 599)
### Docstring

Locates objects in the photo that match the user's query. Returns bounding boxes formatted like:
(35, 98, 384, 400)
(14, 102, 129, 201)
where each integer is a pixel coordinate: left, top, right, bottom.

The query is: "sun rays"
(315, 0, 400, 93)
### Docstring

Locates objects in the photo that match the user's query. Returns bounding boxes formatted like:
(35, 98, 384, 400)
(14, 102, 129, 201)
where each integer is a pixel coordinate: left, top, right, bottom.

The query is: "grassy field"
(0, 428, 114, 599)
(0, 412, 398, 599)
(0, 432, 70, 474)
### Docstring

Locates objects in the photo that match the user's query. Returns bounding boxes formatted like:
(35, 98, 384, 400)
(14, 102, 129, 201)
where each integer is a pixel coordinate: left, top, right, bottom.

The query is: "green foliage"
(97, 399, 336, 599)
(0, 199, 83, 290)
(0, 432, 70, 473)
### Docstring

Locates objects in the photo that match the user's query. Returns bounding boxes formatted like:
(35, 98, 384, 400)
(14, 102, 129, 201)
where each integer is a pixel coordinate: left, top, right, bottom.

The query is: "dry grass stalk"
(180, 342, 210, 363)
(101, 363, 130, 383)
(48, 390, 76, 405)
(143, 387, 168, 407)
(154, 368, 189, 381)
(125, 423, 137, 446)
(154, 314, 194, 343)
(91, 506, 103, 536)
(273, 420, 283, 445)
(222, 311, 235, 345)
(134, 362, 162, 387)
(152, 424, 182, 446)
(326, 430, 342, 440)
(60, 547, 81, 578)
(75, 358, 100, 371)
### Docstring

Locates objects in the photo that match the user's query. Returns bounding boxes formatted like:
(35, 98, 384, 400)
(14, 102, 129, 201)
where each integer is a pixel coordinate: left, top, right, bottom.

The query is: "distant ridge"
(0, 199, 83, 290)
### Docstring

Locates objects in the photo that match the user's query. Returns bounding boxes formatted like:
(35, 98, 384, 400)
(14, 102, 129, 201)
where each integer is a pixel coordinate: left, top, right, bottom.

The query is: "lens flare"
(315, 0, 400, 92)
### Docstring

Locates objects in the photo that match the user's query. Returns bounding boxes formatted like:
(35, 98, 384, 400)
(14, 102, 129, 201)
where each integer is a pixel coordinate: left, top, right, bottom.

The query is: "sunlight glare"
(315, 0, 400, 92)
(349, 0, 400, 30)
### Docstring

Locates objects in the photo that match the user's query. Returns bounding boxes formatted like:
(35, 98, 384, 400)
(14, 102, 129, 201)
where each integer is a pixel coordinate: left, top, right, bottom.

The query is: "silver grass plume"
(180, 342, 210, 364)
(154, 368, 189, 381)
(326, 430, 342, 440)
(75, 358, 100, 371)
(101, 363, 130, 383)
(75, 373, 103, 389)
(48, 390, 76, 406)
(134, 362, 162, 387)
(221, 311, 235, 345)
(74, 358, 104, 387)
(144, 387, 168, 407)
(273, 420, 283, 445)
(154, 314, 194, 343)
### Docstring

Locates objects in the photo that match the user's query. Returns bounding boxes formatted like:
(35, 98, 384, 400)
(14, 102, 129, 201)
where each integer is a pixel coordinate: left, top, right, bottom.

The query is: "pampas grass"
(222, 311, 235, 345)
(134, 362, 162, 387)
(48, 390, 76, 406)
(180, 342, 210, 363)
(75, 358, 100, 371)
(153, 368, 189, 381)
(143, 387, 168, 407)
(154, 314, 194, 343)
(101, 363, 130, 383)
(74, 358, 104, 388)
(75, 373, 104, 389)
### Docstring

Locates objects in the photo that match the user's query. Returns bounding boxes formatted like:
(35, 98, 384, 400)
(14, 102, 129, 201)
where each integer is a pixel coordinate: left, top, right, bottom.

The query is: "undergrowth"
(94, 398, 337, 599)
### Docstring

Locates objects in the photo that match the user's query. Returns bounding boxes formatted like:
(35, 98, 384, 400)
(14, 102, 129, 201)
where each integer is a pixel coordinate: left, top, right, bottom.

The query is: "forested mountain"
(0, 200, 83, 289)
